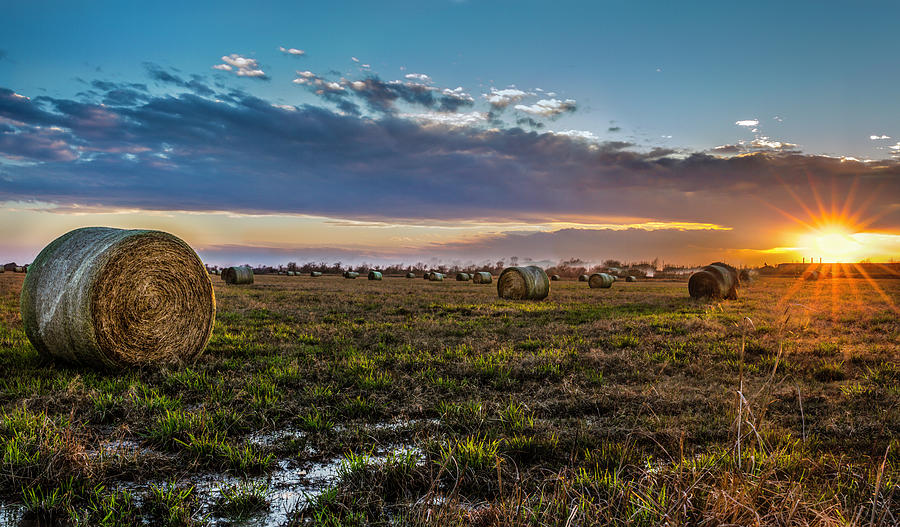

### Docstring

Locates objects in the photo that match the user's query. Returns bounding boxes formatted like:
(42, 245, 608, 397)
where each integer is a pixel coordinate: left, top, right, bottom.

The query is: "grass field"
(0, 272, 898, 526)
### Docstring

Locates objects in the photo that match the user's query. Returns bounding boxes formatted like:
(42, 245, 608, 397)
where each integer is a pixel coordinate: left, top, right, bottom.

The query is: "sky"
(2, 0, 899, 268)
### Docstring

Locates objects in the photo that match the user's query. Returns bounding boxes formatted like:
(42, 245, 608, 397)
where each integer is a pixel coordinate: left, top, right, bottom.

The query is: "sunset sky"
(2, 0, 899, 267)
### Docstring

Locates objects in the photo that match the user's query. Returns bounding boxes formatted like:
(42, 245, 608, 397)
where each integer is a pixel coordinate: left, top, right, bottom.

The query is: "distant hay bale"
(625, 276, 637, 282)
(20, 227, 215, 368)
(286, 271, 295, 276)
(223, 266, 254, 285)
(739, 269, 757, 283)
(497, 266, 550, 300)
(406, 272, 416, 278)
(429, 272, 444, 281)
(472, 272, 492, 284)
(456, 273, 471, 281)
(688, 262, 738, 300)
(423, 272, 432, 280)
(14, 266, 26, 273)
(310, 271, 323, 277)
(589, 273, 614, 289)
(343, 271, 359, 279)
(803, 270, 820, 281)
(368, 271, 383, 280)
(578, 274, 589, 282)
(550, 274, 561, 281)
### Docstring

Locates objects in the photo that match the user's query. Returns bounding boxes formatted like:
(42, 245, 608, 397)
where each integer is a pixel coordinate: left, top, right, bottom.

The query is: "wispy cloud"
(483, 88, 530, 109)
(735, 119, 759, 127)
(514, 98, 576, 117)
(212, 54, 268, 79)
(278, 46, 305, 56)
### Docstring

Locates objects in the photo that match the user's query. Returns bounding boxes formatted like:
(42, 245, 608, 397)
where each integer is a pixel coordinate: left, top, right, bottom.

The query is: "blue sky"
(1, 1, 899, 266)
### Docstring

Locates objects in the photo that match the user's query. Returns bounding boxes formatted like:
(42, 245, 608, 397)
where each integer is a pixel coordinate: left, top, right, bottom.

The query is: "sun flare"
(798, 227, 865, 263)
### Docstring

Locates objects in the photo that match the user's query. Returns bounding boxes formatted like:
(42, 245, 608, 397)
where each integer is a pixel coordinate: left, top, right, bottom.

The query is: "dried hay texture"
(343, 271, 360, 279)
(222, 266, 254, 285)
(456, 273, 471, 281)
(589, 273, 614, 289)
(472, 272, 492, 284)
(688, 262, 739, 300)
(429, 272, 444, 281)
(497, 266, 550, 300)
(368, 271, 383, 280)
(20, 227, 215, 369)
(310, 271, 323, 277)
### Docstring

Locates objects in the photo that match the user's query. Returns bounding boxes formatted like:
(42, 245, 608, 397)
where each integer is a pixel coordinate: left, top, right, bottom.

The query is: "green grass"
(0, 273, 898, 524)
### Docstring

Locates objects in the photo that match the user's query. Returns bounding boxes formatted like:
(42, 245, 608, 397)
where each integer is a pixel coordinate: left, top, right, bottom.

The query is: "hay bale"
(589, 273, 614, 289)
(739, 269, 757, 283)
(803, 270, 820, 281)
(423, 272, 432, 280)
(310, 271, 323, 277)
(343, 271, 359, 279)
(14, 266, 25, 273)
(550, 274, 560, 281)
(20, 227, 215, 368)
(406, 272, 416, 278)
(368, 271, 383, 280)
(578, 274, 588, 282)
(497, 266, 550, 300)
(287, 271, 295, 276)
(625, 276, 637, 282)
(429, 272, 444, 281)
(688, 262, 738, 300)
(472, 272, 492, 284)
(456, 273, 471, 281)
(223, 266, 254, 285)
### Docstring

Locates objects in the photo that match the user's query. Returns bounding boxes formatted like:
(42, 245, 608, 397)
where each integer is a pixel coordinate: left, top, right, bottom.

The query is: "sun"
(798, 226, 864, 262)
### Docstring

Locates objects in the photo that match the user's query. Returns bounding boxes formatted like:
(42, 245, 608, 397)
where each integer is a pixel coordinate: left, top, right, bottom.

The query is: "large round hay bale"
(578, 274, 588, 282)
(497, 266, 550, 300)
(406, 272, 416, 278)
(343, 271, 359, 279)
(550, 274, 561, 281)
(310, 271, 323, 277)
(429, 272, 444, 281)
(20, 227, 215, 368)
(803, 270, 820, 281)
(472, 272, 492, 284)
(223, 266, 254, 285)
(625, 276, 637, 283)
(368, 271, 383, 280)
(689, 262, 738, 300)
(589, 273, 614, 289)
(456, 273, 471, 281)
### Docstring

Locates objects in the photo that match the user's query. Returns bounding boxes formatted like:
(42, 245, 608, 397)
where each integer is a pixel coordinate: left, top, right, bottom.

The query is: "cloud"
(608, 126, 621, 132)
(551, 129, 597, 141)
(735, 119, 759, 127)
(890, 142, 900, 157)
(514, 98, 577, 117)
(1, 85, 899, 244)
(144, 63, 214, 96)
(483, 88, 530, 109)
(871, 134, 891, 140)
(404, 73, 432, 83)
(213, 54, 268, 79)
(279, 46, 305, 56)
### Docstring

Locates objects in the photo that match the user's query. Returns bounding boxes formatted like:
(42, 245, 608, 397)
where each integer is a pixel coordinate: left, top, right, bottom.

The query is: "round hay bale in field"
(286, 271, 295, 276)
(739, 269, 757, 283)
(589, 273, 614, 289)
(406, 272, 416, 278)
(14, 266, 26, 273)
(343, 271, 359, 279)
(423, 272, 432, 280)
(429, 272, 444, 281)
(368, 271, 383, 280)
(497, 266, 550, 300)
(803, 270, 820, 281)
(625, 276, 637, 282)
(472, 272, 492, 284)
(222, 266, 254, 285)
(456, 273, 471, 281)
(20, 227, 215, 368)
(688, 262, 738, 300)
(310, 271, 323, 277)
(550, 274, 560, 281)
(578, 274, 589, 282)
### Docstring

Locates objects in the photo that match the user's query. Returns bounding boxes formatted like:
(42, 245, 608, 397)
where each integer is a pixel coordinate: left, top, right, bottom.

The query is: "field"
(0, 272, 898, 526)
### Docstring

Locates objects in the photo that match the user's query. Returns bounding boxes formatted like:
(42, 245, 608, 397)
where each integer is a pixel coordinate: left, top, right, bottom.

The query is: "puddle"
(0, 420, 425, 526)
